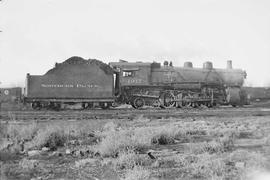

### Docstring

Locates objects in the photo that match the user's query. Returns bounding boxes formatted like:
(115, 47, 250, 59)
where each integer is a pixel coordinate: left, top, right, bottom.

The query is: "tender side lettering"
(41, 84, 100, 88)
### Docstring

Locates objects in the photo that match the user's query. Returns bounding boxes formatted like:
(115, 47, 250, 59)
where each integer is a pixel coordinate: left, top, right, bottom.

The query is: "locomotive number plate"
(126, 79, 143, 84)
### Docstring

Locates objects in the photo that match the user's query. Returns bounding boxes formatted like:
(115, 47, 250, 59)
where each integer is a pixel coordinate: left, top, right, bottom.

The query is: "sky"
(0, 0, 270, 87)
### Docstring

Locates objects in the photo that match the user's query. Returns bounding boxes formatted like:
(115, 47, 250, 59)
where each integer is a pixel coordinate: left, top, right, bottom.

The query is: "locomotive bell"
(184, 62, 193, 68)
(203, 61, 213, 69)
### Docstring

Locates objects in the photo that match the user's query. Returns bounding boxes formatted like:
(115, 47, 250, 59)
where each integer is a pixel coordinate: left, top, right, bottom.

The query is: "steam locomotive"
(22, 56, 247, 109)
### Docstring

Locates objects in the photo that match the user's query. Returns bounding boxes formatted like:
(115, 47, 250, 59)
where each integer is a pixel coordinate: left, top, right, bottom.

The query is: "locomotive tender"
(24, 56, 247, 109)
(25, 57, 115, 109)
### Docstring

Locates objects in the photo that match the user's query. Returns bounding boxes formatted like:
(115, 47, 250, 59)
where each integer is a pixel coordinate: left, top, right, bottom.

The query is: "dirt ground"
(1, 103, 270, 180)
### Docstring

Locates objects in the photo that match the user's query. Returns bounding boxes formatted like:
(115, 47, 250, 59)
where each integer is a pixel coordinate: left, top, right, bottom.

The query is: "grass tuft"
(188, 141, 225, 154)
(6, 122, 38, 142)
(75, 158, 98, 168)
(19, 158, 39, 170)
(229, 149, 266, 170)
(97, 125, 180, 157)
(97, 129, 136, 157)
(25, 125, 67, 150)
(188, 153, 226, 179)
(116, 150, 148, 170)
(151, 134, 175, 145)
(103, 121, 119, 132)
(124, 166, 151, 180)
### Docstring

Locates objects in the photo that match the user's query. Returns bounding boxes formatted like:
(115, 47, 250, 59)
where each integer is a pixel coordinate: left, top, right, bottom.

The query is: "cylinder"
(184, 61, 193, 68)
(227, 60, 232, 69)
(203, 61, 213, 69)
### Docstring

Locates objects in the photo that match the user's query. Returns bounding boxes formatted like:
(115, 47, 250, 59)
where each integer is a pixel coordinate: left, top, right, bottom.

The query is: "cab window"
(123, 71, 134, 77)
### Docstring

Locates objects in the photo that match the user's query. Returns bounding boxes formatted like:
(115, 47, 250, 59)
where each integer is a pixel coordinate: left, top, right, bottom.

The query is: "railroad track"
(1, 106, 270, 122)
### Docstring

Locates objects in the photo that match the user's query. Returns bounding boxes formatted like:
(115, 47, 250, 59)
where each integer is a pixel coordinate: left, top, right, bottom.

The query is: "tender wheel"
(32, 102, 41, 110)
(204, 102, 213, 108)
(87, 103, 94, 109)
(191, 102, 199, 108)
(54, 103, 61, 111)
(100, 102, 111, 109)
(48, 102, 61, 111)
(82, 103, 87, 109)
(133, 97, 145, 109)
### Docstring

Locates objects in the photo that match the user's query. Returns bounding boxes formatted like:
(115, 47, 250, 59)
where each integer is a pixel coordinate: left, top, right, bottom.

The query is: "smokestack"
(227, 60, 232, 69)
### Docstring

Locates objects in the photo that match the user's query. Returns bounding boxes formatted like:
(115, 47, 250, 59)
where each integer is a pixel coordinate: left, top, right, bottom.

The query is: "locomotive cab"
(109, 61, 157, 107)
(109, 61, 152, 87)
